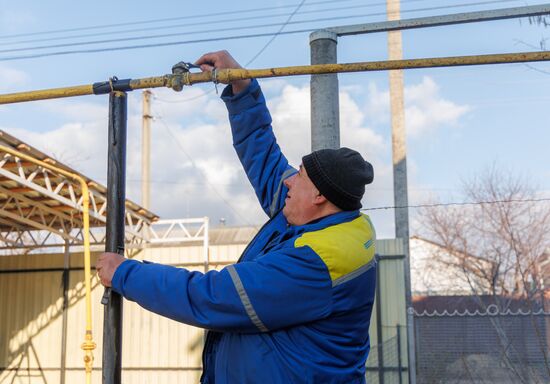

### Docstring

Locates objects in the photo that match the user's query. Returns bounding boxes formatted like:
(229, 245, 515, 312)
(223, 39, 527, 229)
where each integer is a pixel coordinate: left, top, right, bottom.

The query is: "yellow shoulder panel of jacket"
(294, 214, 376, 283)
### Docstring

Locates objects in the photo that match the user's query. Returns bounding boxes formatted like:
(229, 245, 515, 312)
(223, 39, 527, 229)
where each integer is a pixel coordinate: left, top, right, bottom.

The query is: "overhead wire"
(1, 0, 522, 52)
(0, 8, 426, 55)
(154, 0, 307, 103)
(1, 1, 544, 221)
(0, 0, 353, 56)
(361, 197, 550, 211)
(0, 0, 432, 47)
(0, 0, 360, 40)
(143, 109, 550, 220)
(152, 106, 260, 228)
(145, 0, 307, 223)
(0, 0, 527, 62)
(0, 30, 311, 62)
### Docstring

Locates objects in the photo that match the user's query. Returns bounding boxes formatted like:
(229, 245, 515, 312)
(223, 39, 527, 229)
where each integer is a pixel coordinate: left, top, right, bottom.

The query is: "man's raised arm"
(196, 51, 295, 217)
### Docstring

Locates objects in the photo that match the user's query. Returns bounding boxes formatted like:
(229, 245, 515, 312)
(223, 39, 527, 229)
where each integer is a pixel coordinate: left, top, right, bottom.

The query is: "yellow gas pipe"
(0, 51, 549, 105)
(0, 145, 96, 384)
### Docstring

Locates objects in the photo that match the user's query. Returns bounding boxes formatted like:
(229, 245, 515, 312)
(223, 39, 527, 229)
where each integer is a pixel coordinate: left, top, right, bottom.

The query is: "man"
(97, 50, 376, 384)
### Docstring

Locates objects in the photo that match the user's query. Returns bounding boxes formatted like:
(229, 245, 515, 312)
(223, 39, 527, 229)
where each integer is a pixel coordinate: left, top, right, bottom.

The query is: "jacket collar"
(285, 210, 361, 237)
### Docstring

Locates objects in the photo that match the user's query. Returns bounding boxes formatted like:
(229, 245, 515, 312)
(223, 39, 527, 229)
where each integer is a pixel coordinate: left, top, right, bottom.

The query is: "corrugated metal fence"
(0, 239, 407, 383)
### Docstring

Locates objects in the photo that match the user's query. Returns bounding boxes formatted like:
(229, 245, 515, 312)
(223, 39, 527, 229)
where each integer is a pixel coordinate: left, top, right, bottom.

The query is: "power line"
(0, 30, 311, 62)
(140, 2, 305, 224)
(0, 10, 409, 55)
(247, 0, 306, 66)
(152, 106, 259, 228)
(0, 2, 340, 55)
(1, 1, 427, 47)
(1, 0, 521, 53)
(361, 197, 550, 211)
(0, 0, 525, 62)
(154, 0, 305, 104)
(1, 0, 442, 43)
(112, 178, 550, 194)
(0, 0, 359, 40)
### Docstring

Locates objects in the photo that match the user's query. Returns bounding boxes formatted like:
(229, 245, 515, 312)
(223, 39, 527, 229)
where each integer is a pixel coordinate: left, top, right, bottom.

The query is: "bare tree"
(415, 167, 550, 383)
(417, 166, 550, 302)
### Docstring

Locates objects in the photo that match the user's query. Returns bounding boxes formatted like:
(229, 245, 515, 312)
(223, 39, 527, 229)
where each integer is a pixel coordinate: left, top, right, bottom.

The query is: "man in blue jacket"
(97, 50, 376, 384)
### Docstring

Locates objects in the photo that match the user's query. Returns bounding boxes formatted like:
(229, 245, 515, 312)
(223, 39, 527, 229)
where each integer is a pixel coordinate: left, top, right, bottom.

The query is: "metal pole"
(60, 239, 70, 384)
(387, 1, 415, 382)
(102, 90, 127, 384)
(328, 3, 550, 36)
(397, 324, 403, 384)
(141, 90, 152, 210)
(310, 30, 339, 151)
(375, 258, 385, 384)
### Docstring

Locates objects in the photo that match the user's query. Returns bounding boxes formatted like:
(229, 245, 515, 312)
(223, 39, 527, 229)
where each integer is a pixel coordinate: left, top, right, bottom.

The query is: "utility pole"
(142, 90, 152, 209)
(310, 30, 339, 151)
(387, 1, 416, 383)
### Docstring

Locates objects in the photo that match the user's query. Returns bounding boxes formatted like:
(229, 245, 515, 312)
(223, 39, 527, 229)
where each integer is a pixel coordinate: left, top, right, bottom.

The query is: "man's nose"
(283, 174, 295, 188)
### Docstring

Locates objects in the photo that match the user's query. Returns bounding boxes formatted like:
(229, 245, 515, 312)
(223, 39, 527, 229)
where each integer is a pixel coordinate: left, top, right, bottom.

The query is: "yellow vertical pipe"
(80, 181, 95, 384)
(0, 145, 96, 383)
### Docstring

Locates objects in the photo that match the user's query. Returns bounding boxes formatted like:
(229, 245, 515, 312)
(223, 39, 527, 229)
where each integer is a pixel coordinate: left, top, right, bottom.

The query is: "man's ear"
(313, 193, 327, 205)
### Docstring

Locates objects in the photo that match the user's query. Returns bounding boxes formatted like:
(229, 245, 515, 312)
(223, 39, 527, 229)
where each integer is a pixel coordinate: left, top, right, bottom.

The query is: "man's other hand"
(96, 252, 126, 287)
(195, 50, 251, 94)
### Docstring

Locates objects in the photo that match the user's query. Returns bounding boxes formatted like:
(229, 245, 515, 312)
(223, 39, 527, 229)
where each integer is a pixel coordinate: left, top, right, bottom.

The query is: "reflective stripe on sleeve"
(227, 265, 269, 332)
(269, 168, 296, 217)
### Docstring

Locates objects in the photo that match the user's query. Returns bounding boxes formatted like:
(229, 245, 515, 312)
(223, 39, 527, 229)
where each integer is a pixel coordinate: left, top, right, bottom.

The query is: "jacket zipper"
(200, 207, 284, 382)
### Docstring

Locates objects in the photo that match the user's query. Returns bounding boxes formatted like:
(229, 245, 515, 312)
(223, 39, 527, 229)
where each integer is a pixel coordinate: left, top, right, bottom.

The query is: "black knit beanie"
(302, 147, 374, 211)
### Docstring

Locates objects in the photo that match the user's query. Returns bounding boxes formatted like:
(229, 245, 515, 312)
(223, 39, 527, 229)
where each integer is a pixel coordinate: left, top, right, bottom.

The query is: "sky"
(0, 0, 549, 238)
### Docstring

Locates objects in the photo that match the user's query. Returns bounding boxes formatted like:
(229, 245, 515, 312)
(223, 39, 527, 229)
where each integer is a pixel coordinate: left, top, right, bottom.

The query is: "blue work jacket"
(111, 79, 377, 384)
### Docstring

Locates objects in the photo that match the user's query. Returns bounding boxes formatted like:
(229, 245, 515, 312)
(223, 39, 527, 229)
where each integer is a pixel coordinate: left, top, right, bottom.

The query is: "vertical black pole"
(60, 240, 70, 384)
(376, 257, 385, 384)
(397, 324, 403, 384)
(102, 90, 127, 384)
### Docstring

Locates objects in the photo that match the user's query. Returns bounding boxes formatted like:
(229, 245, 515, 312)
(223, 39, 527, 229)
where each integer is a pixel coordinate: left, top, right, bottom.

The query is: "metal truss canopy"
(0, 130, 159, 253)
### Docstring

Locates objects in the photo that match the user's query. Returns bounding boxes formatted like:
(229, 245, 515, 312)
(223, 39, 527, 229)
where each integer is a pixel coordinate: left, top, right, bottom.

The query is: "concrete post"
(387, 1, 416, 383)
(310, 30, 339, 151)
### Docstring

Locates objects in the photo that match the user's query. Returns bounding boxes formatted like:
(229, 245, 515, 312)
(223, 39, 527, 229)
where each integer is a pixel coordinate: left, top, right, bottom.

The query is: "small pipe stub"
(92, 77, 132, 95)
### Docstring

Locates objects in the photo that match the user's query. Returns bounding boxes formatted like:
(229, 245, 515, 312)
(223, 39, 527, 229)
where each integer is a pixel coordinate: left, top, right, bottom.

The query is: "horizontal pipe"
(195, 51, 550, 83)
(0, 84, 93, 104)
(0, 51, 549, 105)
(327, 4, 550, 36)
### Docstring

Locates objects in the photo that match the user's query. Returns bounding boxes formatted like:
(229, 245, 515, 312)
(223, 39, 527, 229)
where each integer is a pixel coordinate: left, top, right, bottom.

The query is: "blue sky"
(0, 0, 549, 238)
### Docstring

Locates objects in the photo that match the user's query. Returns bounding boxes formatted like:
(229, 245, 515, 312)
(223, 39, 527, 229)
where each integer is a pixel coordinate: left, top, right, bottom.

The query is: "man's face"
(282, 165, 320, 226)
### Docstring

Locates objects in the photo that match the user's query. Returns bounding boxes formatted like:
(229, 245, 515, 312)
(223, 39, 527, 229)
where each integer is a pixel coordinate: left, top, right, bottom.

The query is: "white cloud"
(364, 76, 470, 137)
(8, 120, 107, 178)
(39, 100, 107, 122)
(269, 84, 386, 166)
(406, 77, 470, 136)
(4, 79, 466, 237)
(0, 65, 29, 92)
(268, 83, 393, 237)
